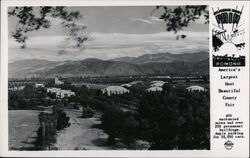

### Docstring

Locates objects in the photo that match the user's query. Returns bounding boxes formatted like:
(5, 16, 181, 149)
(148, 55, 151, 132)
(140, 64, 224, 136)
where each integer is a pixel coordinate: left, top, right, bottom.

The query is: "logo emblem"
(212, 6, 245, 67)
(224, 140, 234, 150)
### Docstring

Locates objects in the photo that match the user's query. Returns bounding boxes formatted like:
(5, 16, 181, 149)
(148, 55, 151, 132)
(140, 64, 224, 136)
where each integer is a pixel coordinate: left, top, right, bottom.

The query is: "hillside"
(9, 52, 209, 78)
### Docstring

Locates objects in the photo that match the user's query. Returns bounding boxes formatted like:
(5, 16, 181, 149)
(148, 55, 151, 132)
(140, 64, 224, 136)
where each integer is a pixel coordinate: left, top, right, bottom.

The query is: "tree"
(137, 89, 210, 149)
(101, 106, 139, 145)
(153, 5, 209, 39)
(8, 7, 88, 48)
(81, 106, 94, 118)
(56, 110, 71, 130)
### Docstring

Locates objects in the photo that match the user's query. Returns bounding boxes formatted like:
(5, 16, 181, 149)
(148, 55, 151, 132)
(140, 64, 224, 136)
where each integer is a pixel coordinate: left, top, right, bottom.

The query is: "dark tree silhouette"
(8, 7, 88, 48)
(153, 5, 209, 39)
(137, 89, 210, 149)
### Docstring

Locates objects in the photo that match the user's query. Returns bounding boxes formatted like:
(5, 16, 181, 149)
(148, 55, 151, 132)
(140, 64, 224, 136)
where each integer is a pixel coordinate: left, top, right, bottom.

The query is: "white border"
(210, 2, 249, 158)
(1, 0, 249, 157)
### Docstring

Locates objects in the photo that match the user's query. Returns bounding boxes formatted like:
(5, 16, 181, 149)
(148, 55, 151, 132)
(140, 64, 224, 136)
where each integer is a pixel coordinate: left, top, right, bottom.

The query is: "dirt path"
(54, 109, 111, 150)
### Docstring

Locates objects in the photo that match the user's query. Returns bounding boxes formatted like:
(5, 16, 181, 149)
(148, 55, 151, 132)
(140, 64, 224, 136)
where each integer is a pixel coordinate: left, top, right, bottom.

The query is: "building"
(35, 83, 45, 88)
(186, 85, 206, 92)
(47, 87, 61, 93)
(151, 81, 166, 87)
(47, 87, 61, 97)
(146, 86, 163, 92)
(130, 81, 144, 85)
(60, 90, 75, 98)
(150, 80, 166, 84)
(55, 77, 64, 85)
(47, 87, 75, 98)
(149, 76, 171, 79)
(156, 76, 171, 79)
(121, 83, 132, 88)
(101, 86, 129, 96)
(72, 82, 90, 89)
(151, 82, 165, 87)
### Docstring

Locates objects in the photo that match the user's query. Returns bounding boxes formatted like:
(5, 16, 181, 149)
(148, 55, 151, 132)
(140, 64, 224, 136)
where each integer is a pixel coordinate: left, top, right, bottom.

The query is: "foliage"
(101, 106, 139, 145)
(56, 110, 71, 130)
(81, 106, 94, 118)
(137, 85, 210, 149)
(8, 7, 88, 48)
(153, 5, 209, 40)
(47, 92, 56, 99)
(99, 83, 210, 149)
(8, 85, 55, 110)
(154, 5, 209, 33)
(67, 81, 210, 149)
(35, 126, 44, 149)
(9, 78, 209, 150)
(36, 105, 70, 150)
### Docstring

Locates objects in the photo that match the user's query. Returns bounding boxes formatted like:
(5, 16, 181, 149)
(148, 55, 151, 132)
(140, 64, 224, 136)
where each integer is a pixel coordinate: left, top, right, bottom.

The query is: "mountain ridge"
(9, 52, 209, 78)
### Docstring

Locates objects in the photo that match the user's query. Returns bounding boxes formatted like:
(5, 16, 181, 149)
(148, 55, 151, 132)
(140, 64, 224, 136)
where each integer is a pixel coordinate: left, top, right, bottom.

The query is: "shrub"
(101, 107, 139, 145)
(81, 106, 94, 118)
(57, 111, 70, 130)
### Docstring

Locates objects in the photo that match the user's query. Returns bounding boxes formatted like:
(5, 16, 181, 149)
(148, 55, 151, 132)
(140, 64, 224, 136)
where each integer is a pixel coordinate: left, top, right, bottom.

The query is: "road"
(54, 109, 111, 150)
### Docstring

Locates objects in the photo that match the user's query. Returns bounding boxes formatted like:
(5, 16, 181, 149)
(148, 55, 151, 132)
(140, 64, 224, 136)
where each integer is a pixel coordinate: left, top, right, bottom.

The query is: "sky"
(8, 6, 209, 62)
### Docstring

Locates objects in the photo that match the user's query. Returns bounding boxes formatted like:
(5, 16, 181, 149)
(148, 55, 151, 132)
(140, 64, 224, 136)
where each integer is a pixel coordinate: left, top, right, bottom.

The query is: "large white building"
(150, 80, 166, 84)
(130, 81, 144, 85)
(146, 86, 163, 92)
(121, 83, 132, 88)
(150, 81, 166, 87)
(145, 80, 166, 92)
(60, 89, 75, 98)
(47, 87, 75, 98)
(150, 82, 165, 87)
(101, 86, 129, 96)
(186, 85, 206, 92)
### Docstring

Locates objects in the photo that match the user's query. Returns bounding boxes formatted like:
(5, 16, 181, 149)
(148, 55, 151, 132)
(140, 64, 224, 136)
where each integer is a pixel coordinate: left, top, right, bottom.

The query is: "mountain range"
(9, 52, 209, 78)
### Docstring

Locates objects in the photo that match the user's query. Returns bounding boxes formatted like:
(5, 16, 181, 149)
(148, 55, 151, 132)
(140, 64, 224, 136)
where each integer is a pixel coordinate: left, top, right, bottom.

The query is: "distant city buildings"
(150, 76, 171, 79)
(8, 86, 25, 91)
(8, 76, 207, 97)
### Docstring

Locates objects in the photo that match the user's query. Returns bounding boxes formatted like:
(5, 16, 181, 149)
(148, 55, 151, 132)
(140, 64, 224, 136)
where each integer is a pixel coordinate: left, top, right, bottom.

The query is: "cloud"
(131, 16, 163, 24)
(131, 18, 156, 24)
(131, 14, 207, 26)
(9, 31, 208, 62)
(131, 15, 206, 25)
(148, 16, 164, 22)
